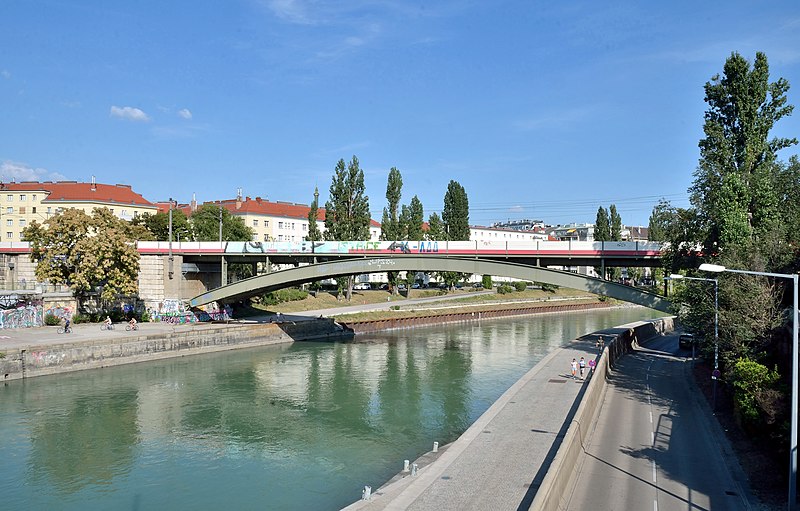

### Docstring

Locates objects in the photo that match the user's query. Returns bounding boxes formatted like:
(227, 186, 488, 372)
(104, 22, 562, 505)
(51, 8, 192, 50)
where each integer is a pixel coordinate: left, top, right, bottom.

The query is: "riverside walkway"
(343, 332, 608, 511)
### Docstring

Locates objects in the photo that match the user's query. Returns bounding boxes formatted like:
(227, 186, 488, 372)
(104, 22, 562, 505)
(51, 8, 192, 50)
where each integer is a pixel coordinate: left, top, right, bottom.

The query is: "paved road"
(565, 334, 753, 511)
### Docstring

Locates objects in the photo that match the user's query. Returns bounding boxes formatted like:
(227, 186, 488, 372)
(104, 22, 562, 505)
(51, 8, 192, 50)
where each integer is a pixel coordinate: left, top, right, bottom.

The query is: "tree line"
(649, 52, 799, 447)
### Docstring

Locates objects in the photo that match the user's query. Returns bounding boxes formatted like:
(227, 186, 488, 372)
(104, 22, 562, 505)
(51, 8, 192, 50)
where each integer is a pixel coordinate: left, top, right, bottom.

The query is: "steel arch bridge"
(190, 256, 671, 312)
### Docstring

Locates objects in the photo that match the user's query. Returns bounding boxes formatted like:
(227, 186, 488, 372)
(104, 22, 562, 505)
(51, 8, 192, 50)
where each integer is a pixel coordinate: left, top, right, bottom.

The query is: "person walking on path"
(579, 357, 586, 379)
(571, 358, 578, 380)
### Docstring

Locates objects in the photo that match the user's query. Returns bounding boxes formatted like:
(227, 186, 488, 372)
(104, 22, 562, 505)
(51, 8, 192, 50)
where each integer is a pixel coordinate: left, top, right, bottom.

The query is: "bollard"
(362, 486, 372, 500)
(411, 463, 418, 476)
(433, 441, 438, 453)
(403, 459, 410, 472)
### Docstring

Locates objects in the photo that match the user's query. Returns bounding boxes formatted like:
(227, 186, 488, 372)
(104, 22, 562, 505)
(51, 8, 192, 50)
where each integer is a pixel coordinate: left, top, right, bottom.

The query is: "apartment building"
(181, 193, 382, 242)
(0, 180, 158, 240)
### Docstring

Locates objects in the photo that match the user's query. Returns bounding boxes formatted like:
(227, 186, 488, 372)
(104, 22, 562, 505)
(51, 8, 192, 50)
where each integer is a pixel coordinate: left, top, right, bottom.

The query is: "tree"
(190, 203, 253, 242)
(23, 208, 141, 303)
(426, 212, 445, 240)
(401, 195, 425, 241)
(307, 187, 322, 242)
(594, 206, 610, 241)
(690, 51, 797, 253)
(132, 209, 191, 241)
(442, 180, 469, 240)
(380, 167, 403, 241)
(440, 181, 470, 289)
(647, 199, 673, 241)
(324, 156, 371, 299)
(609, 204, 622, 241)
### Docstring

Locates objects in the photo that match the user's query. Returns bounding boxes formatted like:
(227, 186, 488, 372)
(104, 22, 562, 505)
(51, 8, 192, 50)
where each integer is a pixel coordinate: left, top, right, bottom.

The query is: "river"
(0, 307, 664, 510)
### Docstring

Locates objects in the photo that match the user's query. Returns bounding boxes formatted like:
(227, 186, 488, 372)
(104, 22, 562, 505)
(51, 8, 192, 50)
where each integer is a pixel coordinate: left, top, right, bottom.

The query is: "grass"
(248, 286, 608, 322)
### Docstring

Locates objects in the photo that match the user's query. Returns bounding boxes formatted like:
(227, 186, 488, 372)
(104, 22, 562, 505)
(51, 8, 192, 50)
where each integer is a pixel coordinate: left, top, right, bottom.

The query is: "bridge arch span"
(190, 256, 670, 312)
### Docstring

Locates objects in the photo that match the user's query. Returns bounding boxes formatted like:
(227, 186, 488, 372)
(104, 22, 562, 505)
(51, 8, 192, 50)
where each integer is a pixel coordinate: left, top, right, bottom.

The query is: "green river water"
(0, 307, 664, 510)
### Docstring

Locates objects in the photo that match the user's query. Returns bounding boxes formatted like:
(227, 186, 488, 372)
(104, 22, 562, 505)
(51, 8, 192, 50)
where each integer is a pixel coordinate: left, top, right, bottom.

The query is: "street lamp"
(668, 273, 719, 409)
(699, 262, 799, 511)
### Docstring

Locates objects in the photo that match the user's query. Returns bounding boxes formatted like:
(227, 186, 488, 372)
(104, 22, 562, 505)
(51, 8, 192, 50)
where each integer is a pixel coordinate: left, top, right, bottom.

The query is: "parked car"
(411, 283, 421, 289)
(353, 283, 370, 290)
(678, 333, 695, 349)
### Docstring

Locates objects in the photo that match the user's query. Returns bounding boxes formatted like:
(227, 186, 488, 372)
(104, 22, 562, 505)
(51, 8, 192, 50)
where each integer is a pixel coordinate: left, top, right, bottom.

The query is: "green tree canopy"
(426, 212, 445, 241)
(324, 156, 371, 241)
(594, 206, 610, 241)
(132, 209, 192, 241)
(307, 187, 323, 242)
(190, 204, 253, 241)
(401, 195, 425, 241)
(442, 180, 469, 240)
(23, 207, 141, 301)
(609, 204, 622, 241)
(380, 167, 403, 241)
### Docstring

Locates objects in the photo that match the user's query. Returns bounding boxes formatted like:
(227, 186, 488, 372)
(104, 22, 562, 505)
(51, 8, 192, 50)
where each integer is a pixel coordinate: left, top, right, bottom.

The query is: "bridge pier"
(221, 256, 228, 286)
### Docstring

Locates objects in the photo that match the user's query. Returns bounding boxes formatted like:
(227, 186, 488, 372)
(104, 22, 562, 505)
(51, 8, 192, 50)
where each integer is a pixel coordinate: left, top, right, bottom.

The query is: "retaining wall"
(529, 316, 675, 511)
(0, 319, 350, 381)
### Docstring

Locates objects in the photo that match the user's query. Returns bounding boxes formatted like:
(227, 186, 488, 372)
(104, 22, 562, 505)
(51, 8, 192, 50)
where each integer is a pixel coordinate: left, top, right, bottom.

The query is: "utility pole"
(168, 197, 174, 280)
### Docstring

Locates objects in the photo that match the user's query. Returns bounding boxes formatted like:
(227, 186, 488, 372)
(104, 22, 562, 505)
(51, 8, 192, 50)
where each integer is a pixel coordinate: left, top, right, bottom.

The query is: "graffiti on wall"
(44, 306, 73, 320)
(148, 300, 232, 324)
(0, 304, 44, 329)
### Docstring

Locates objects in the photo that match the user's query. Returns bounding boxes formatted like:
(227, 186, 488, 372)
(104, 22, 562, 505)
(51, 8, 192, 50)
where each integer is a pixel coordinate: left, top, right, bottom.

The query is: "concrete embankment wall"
(0, 319, 350, 381)
(529, 316, 675, 511)
(340, 301, 612, 334)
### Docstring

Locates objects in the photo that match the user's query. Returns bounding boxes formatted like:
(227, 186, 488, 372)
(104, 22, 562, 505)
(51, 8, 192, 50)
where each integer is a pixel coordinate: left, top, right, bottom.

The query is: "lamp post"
(668, 273, 719, 409)
(699, 262, 799, 511)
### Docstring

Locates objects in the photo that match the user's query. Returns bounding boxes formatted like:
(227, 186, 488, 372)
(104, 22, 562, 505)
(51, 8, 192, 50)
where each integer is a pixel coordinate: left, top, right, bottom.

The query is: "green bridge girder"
(190, 256, 671, 312)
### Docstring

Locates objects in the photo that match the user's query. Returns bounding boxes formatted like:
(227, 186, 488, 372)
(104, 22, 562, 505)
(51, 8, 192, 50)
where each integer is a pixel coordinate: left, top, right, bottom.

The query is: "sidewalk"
(342, 330, 624, 511)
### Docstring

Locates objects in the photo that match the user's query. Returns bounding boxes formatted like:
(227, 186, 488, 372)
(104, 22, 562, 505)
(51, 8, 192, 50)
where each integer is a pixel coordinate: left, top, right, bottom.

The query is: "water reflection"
(0, 308, 663, 510)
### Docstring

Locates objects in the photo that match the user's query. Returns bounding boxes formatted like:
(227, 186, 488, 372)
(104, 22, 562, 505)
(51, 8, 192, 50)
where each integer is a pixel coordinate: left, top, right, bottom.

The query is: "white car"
(353, 283, 370, 290)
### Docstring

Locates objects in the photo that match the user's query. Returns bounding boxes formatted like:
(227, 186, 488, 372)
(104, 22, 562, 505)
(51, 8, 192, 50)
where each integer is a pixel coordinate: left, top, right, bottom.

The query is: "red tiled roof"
(185, 196, 381, 227)
(1, 181, 155, 208)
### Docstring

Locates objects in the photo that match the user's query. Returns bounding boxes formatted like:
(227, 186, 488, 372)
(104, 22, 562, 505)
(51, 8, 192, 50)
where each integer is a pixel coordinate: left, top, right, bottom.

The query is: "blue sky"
(1, 1, 799, 228)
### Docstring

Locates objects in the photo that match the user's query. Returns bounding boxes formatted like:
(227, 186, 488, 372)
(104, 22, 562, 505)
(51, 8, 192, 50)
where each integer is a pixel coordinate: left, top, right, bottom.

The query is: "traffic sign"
(712, 369, 721, 380)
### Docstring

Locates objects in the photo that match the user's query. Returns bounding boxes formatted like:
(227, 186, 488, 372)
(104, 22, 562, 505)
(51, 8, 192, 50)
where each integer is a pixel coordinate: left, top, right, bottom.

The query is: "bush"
(390, 305, 400, 310)
(537, 282, 559, 293)
(514, 281, 527, 292)
(44, 313, 61, 326)
(482, 275, 493, 289)
(261, 288, 309, 306)
(140, 309, 151, 323)
(497, 284, 514, 294)
(72, 313, 89, 324)
(729, 357, 781, 428)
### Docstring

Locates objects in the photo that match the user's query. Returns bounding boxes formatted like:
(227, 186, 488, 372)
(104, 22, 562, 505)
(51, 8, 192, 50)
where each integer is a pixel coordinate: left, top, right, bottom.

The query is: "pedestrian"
(579, 357, 586, 379)
(571, 358, 578, 380)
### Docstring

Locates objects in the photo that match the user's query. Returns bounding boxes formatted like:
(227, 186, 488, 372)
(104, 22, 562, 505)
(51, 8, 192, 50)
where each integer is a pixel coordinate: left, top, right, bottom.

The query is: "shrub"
(140, 310, 151, 323)
(44, 313, 61, 326)
(537, 282, 559, 293)
(729, 357, 781, 428)
(514, 281, 527, 292)
(261, 288, 309, 306)
(482, 275, 493, 289)
(497, 284, 514, 294)
(72, 313, 89, 324)
(598, 295, 608, 302)
(390, 305, 400, 310)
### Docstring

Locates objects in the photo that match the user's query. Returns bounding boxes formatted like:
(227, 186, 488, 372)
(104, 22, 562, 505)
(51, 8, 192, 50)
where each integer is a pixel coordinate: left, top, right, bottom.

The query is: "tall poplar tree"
(609, 204, 622, 241)
(324, 155, 370, 299)
(442, 180, 470, 240)
(594, 206, 610, 241)
(306, 187, 322, 242)
(690, 51, 797, 252)
(380, 167, 403, 241)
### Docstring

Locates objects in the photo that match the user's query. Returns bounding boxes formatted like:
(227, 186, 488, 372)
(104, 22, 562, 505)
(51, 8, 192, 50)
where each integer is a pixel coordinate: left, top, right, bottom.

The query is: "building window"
(6, 195, 12, 202)
(6, 207, 12, 214)
(263, 234, 269, 241)
(5, 219, 11, 226)
(302, 223, 307, 231)
(6, 232, 11, 239)
(32, 195, 37, 201)
(291, 222, 295, 230)
(278, 221, 284, 229)
(20, 195, 26, 201)
(264, 220, 269, 227)
(19, 207, 25, 214)
(47, 207, 52, 215)
(253, 220, 258, 227)
(278, 235, 284, 241)
(32, 207, 36, 214)
(19, 219, 25, 227)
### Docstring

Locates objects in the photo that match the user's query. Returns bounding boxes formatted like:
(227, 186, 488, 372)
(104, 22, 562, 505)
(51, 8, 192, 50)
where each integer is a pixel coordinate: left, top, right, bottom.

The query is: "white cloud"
(1, 70, 10, 79)
(110, 105, 151, 122)
(178, 108, 193, 120)
(0, 161, 67, 182)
